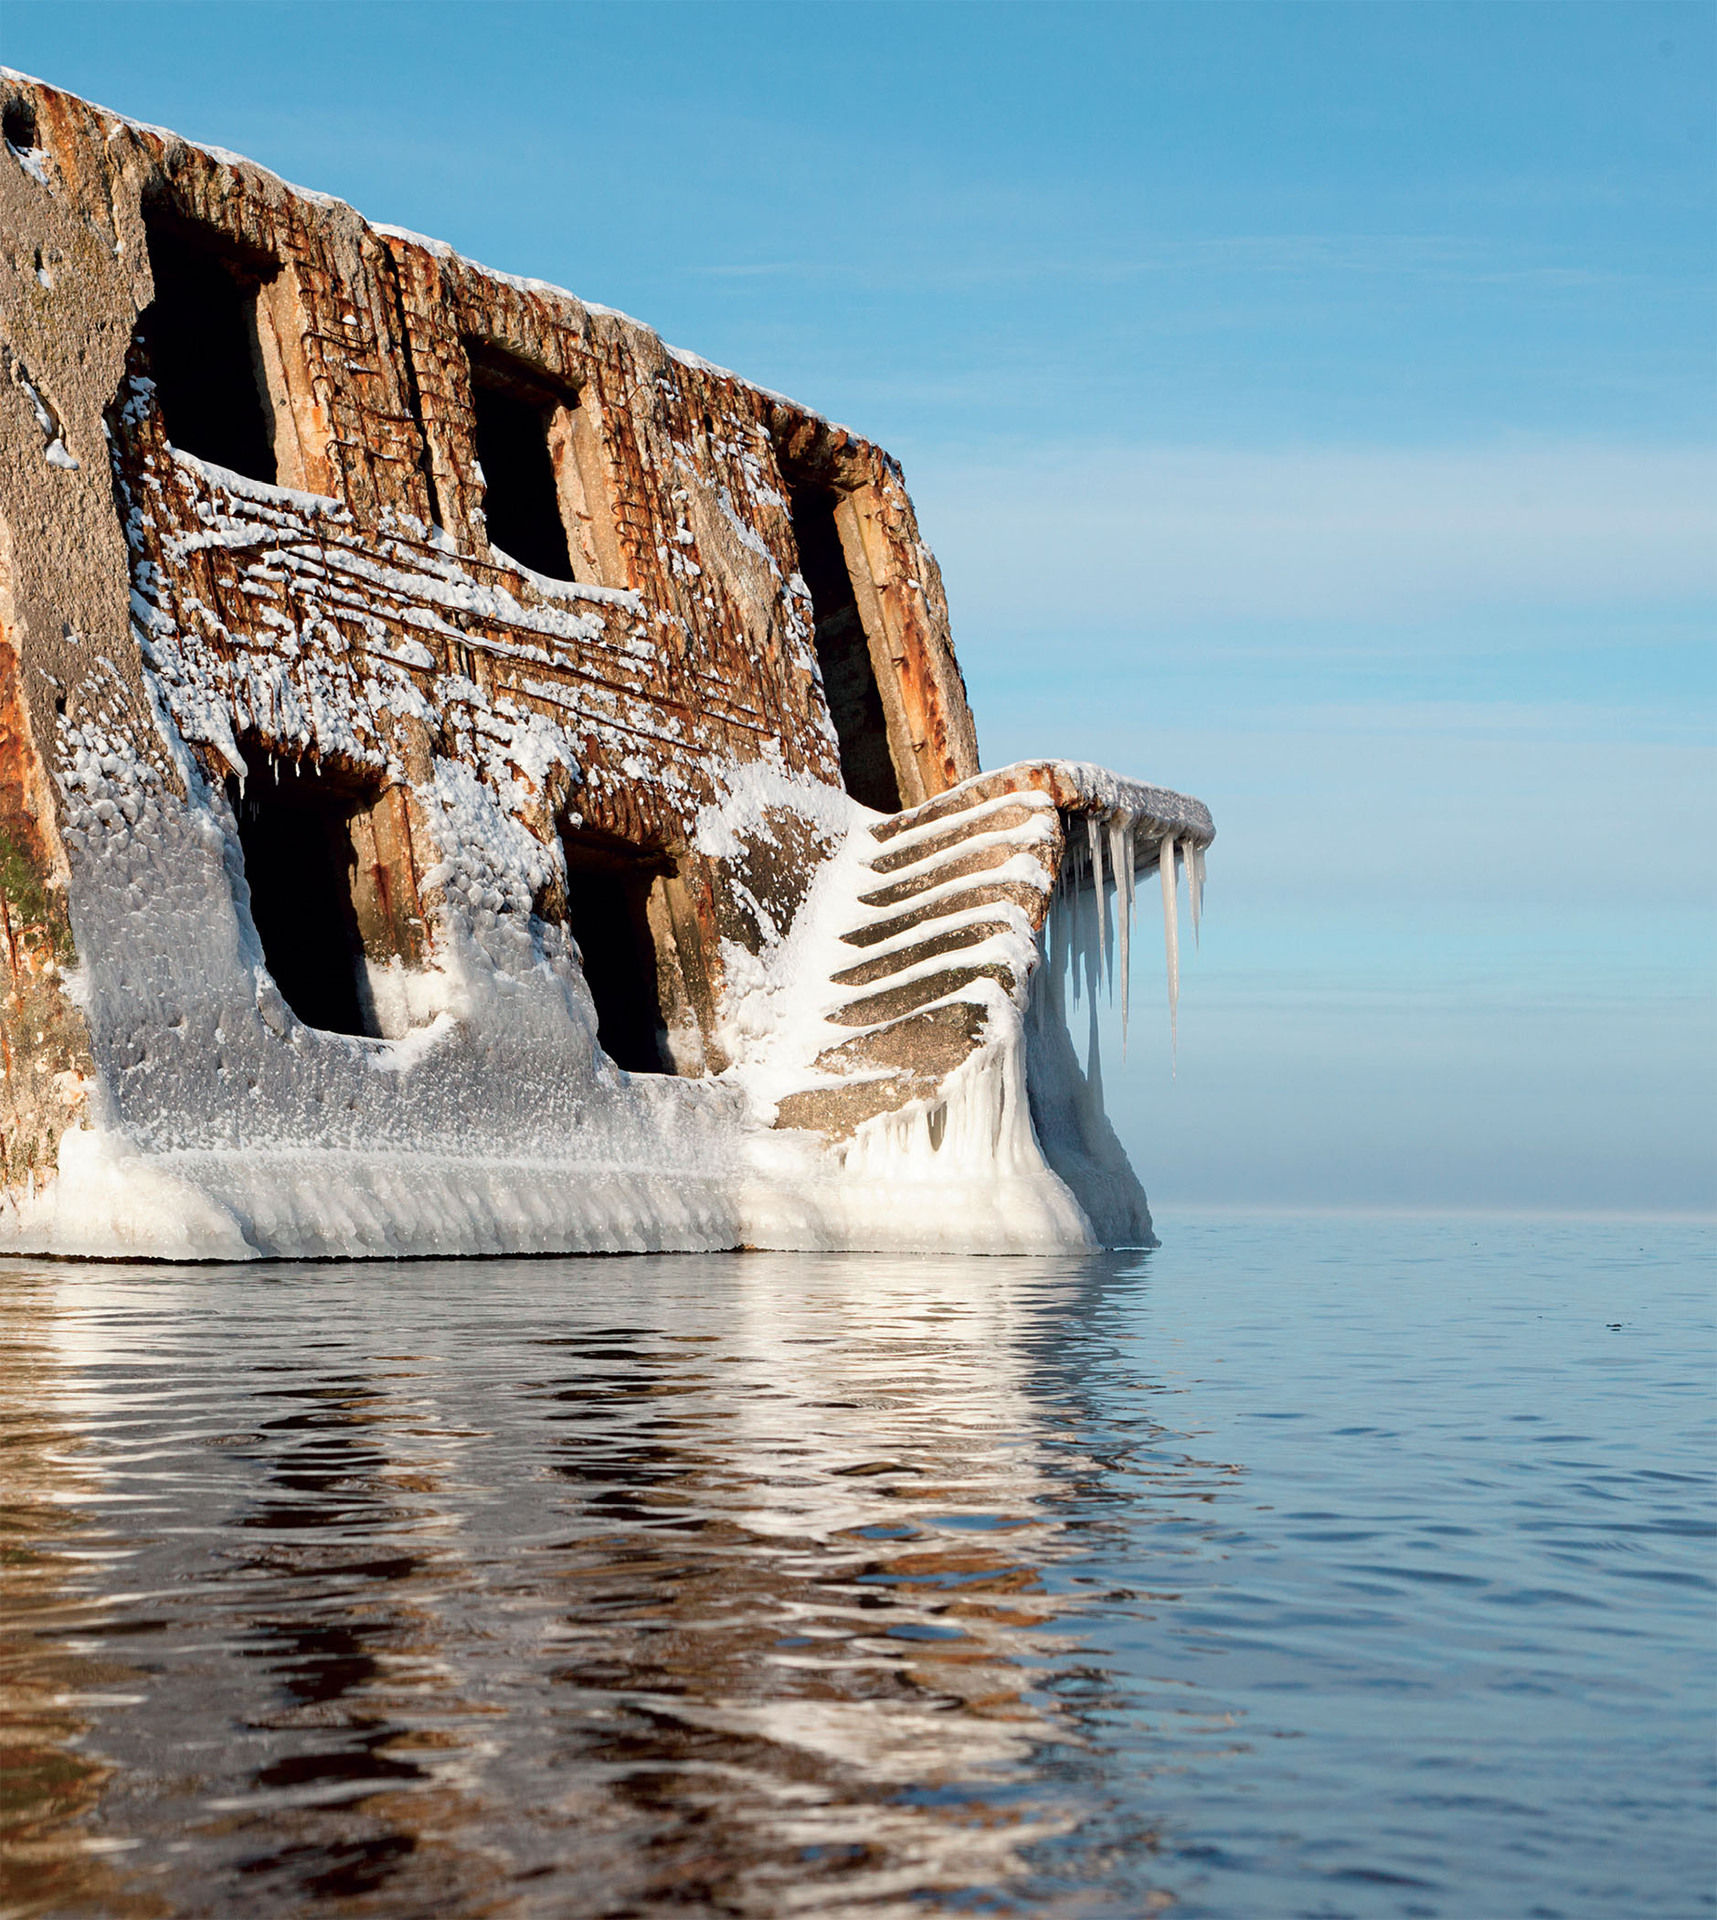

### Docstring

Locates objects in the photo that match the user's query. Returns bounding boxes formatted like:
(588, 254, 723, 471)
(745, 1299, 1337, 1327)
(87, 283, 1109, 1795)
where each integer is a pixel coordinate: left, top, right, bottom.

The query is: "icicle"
(1055, 859, 1074, 993)
(1042, 883, 1069, 1027)
(1086, 814, 1107, 992)
(1082, 831, 1102, 1019)
(1125, 817, 1138, 1021)
(1102, 867, 1115, 1000)
(1190, 842, 1206, 947)
(1075, 844, 1090, 1013)
(1109, 810, 1134, 1054)
(1160, 832, 1180, 1068)
(1086, 985, 1103, 1092)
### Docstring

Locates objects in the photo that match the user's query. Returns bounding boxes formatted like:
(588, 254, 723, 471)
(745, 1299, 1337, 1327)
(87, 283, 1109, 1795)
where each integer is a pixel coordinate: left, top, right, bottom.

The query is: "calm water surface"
(1, 1215, 1710, 1918)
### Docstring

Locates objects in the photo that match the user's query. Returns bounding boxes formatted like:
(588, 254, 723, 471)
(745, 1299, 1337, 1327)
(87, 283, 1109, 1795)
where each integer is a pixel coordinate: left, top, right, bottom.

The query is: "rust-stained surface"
(0, 71, 1210, 1257)
(0, 74, 976, 1190)
(0, 558, 91, 1194)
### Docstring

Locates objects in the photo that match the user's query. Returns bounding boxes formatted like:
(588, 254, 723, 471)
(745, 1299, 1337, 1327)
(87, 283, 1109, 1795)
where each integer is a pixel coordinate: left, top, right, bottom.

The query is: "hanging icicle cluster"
(1043, 811, 1207, 1070)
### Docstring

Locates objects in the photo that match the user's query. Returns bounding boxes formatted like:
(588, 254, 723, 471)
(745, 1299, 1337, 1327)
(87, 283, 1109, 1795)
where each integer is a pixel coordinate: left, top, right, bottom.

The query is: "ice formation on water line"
(0, 70, 1214, 1261)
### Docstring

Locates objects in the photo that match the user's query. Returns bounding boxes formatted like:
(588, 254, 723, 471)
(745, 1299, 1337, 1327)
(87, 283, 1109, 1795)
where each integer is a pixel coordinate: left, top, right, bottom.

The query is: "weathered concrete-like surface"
(0, 71, 1211, 1258)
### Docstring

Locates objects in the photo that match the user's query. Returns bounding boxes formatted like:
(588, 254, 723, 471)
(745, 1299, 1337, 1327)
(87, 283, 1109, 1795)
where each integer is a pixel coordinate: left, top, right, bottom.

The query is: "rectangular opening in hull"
(139, 213, 278, 485)
(787, 484, 902, 814)
(559, 830, 675, 1074)
(470, 377, 574, 579)
(465, 341, 605, 583)
(230, 760, 377, 1038)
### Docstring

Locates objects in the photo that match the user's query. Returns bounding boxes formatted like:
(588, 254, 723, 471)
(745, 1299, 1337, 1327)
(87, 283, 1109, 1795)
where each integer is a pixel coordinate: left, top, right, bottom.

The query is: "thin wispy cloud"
(918, 441, 1717, 625)
(689, 233, 1664, 295)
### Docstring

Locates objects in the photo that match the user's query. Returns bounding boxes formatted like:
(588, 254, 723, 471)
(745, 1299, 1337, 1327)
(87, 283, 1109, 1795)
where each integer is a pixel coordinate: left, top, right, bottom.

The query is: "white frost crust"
(35, 609, 1194, 1259)
(30, 735, 1119, 1258)
(37, 632, 753, 1260)
(716, 782, 1106, 1253)
(968, 760, 1215, 850)
(738, 1002, 1097, 1256)
(0, 1122, 258, 1261)
(0, 1131, 739, 1262)
(691, 749, 862, 863)
(707, 791, 1055, 1116)
(7, 350, 80, 467)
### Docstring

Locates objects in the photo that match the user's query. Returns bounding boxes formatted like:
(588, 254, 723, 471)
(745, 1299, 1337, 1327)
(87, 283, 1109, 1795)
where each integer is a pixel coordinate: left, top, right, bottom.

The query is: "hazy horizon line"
(1150, 1202, 1716, 1225)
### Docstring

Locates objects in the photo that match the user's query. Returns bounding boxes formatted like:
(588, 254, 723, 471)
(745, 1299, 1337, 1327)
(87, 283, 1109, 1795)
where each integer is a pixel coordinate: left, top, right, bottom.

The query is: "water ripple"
(0, 1218, 1710, 1917)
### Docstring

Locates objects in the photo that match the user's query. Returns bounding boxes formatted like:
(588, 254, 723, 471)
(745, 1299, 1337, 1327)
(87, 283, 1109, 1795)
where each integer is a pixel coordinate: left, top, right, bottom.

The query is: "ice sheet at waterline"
(12, 766, 1206, 1261)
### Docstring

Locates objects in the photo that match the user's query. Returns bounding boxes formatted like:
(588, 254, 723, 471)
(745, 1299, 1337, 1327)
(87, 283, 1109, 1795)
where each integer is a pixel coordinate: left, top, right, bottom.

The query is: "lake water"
(2, 1215, 1711, 1918)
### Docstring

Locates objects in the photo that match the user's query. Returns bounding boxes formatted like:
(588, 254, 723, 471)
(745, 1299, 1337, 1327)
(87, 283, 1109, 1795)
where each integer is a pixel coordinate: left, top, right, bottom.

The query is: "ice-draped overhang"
(889, 759, 1214, 858)
(976, 759, 1215, 1053)
(840, 756, 1214, 1059)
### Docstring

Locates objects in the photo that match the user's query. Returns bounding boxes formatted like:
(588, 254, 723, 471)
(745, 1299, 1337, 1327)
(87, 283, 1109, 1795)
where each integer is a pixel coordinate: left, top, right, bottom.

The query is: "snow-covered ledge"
(876, 759, 1215, 855)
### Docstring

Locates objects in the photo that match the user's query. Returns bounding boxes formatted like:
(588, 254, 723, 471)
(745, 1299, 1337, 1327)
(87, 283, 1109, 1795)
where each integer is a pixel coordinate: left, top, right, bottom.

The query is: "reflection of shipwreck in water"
(0, 75, 1212, 1259)
(5, 1254, 1219, 1915)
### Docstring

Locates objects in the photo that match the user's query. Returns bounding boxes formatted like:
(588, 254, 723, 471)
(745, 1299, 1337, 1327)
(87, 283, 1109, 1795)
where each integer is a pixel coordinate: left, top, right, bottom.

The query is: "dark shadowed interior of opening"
(229, 762, 375, 1037)
(3, 95, 38, 152)
(470, 375, 574, 578)
(139, 217, 277, 484)
(560, 833, 671, 1073)
(788, 485, 901, 813)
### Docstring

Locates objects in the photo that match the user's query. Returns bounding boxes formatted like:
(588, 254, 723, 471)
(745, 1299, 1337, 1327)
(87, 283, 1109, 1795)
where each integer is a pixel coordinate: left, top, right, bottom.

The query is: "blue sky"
(7, 0, 1713, 1212)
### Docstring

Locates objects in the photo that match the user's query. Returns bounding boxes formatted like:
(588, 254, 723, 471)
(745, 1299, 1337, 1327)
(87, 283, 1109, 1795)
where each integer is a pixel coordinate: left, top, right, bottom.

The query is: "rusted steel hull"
(0, 73, 1210, 1258)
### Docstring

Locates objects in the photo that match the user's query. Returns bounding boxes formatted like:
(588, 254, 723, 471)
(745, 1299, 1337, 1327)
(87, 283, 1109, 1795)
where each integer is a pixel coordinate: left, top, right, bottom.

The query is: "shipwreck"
(0, 74, 1213, 1260)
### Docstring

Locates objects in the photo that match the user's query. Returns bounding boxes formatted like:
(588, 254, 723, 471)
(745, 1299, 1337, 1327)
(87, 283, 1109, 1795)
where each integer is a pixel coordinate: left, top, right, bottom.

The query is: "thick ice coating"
(0, 72, 1213, 1259)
